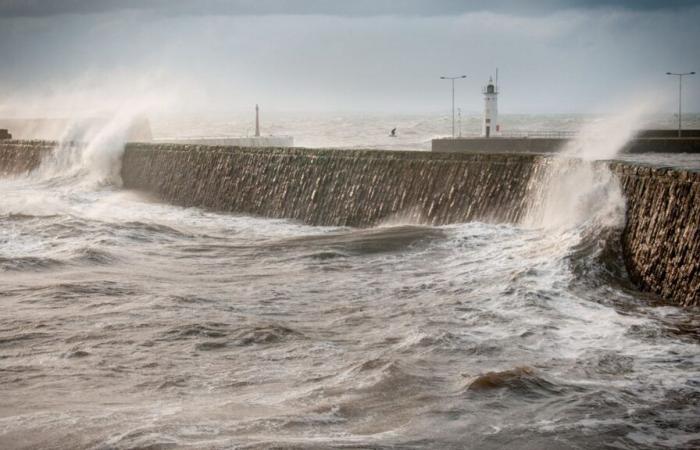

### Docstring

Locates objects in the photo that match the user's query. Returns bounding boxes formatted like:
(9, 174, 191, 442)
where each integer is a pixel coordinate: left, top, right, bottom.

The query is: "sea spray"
(520, 158, 626, 230)
(0, 106, 152, 218)
(32, 110, 149, 187)
(521, 103, 653, 231)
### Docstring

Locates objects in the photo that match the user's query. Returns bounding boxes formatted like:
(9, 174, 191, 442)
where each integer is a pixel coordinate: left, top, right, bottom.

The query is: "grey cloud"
(2, 0, 700, 18)
(0, 1, 698, 115)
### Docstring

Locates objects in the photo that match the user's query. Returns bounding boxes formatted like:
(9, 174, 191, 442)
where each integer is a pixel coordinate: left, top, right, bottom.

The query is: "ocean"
(151, 111, 700, 152)
(0, 113, 698, 449)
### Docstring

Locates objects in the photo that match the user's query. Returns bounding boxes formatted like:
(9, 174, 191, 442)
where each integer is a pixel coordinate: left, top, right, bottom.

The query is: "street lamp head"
(691, 72, 696, 75)
(440, 76, 446, 79)
(666, 72, 672, 75)
(461, 75, 467, 78)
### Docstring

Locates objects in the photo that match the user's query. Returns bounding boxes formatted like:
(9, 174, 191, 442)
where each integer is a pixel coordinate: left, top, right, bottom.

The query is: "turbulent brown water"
(1, 141, 699, 449)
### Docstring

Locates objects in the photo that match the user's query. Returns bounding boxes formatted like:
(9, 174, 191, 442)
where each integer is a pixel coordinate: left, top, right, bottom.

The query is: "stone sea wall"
(121, 144, 541, 227)
(0, 140, 697, 307)
(0, 140, 54, 176)
(611, 164, 699, 307)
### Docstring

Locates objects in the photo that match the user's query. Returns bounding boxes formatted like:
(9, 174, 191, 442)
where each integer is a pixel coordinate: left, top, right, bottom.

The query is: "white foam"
(521, 101, 654, 231)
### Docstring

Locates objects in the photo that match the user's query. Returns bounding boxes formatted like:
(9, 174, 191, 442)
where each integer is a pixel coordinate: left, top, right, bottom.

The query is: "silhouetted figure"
(390, 128, 397, 137)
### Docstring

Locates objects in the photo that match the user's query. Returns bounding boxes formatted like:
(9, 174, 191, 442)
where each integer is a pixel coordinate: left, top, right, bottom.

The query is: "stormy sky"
(0, 0, 698, 116)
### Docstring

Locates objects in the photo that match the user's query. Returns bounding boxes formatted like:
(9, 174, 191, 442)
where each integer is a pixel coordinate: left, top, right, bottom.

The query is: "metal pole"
(440, 75, 466, 139)
(678, 75, 682, 138)
(255, 104, 260, 137)
(667, 72, 696, 138)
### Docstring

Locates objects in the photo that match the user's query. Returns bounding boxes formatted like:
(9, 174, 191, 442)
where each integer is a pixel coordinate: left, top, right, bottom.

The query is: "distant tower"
(255, 104, 260, 137)
(482, 76, 498, 138)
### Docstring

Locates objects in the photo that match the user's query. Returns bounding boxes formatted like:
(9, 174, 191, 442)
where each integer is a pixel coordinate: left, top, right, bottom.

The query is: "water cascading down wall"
(0, 141, 698, 307)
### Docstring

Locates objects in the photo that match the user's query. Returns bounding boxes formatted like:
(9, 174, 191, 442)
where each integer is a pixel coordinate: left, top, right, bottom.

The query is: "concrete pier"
(432, 136, 700, 154)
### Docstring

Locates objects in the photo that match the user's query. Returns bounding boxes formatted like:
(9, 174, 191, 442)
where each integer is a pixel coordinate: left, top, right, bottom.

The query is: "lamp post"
(666, 71, 696, 137)
(440, 75, 466, 138)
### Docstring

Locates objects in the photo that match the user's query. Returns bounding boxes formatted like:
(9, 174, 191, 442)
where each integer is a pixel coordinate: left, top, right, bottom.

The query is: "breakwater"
(612, 163, 699, 307)
(122, 144, 540, 227)
(0, 140, 697, 307)
(0, 140, 54, 175)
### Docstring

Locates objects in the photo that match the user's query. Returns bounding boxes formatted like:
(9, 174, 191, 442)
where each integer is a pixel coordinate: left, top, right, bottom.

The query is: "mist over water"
(1, 113, 699, 450)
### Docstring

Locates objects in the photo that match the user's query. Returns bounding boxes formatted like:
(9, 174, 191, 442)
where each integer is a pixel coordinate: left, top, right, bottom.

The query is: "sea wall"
(611, 164, 699, 307)
(0, 140, 54, 175)
(0, 140, 697, 307)
(121, 144, 540, 227)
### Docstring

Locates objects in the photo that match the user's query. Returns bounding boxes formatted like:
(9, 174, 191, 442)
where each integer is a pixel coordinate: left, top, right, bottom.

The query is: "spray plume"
(521, 100, 655, 231)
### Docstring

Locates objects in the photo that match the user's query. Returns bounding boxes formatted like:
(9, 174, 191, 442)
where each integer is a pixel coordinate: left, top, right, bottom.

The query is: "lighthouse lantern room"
(482, 76, 499, 138)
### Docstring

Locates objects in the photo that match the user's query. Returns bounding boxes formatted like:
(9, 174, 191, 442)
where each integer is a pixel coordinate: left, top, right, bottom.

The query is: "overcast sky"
(0, 0, 698, 117)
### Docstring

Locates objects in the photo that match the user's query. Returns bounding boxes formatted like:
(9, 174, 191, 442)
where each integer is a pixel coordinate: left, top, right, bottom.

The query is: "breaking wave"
(0, 106, 698, 449)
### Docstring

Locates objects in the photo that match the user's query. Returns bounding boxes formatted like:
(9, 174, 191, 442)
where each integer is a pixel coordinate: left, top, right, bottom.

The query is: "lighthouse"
(482, 76, 499, 138)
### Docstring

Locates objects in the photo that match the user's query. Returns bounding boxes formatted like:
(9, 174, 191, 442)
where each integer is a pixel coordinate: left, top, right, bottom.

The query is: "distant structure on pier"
(482, 73, 499, 138)
(0, 129, 12, 140)
(432, 69, 700, 153)
(157, 105, 293, 148)
(255, 104, 260, 137)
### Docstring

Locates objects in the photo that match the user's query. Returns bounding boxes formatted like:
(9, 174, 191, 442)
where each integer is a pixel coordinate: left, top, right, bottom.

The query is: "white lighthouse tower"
(482, 75, 499, 138)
